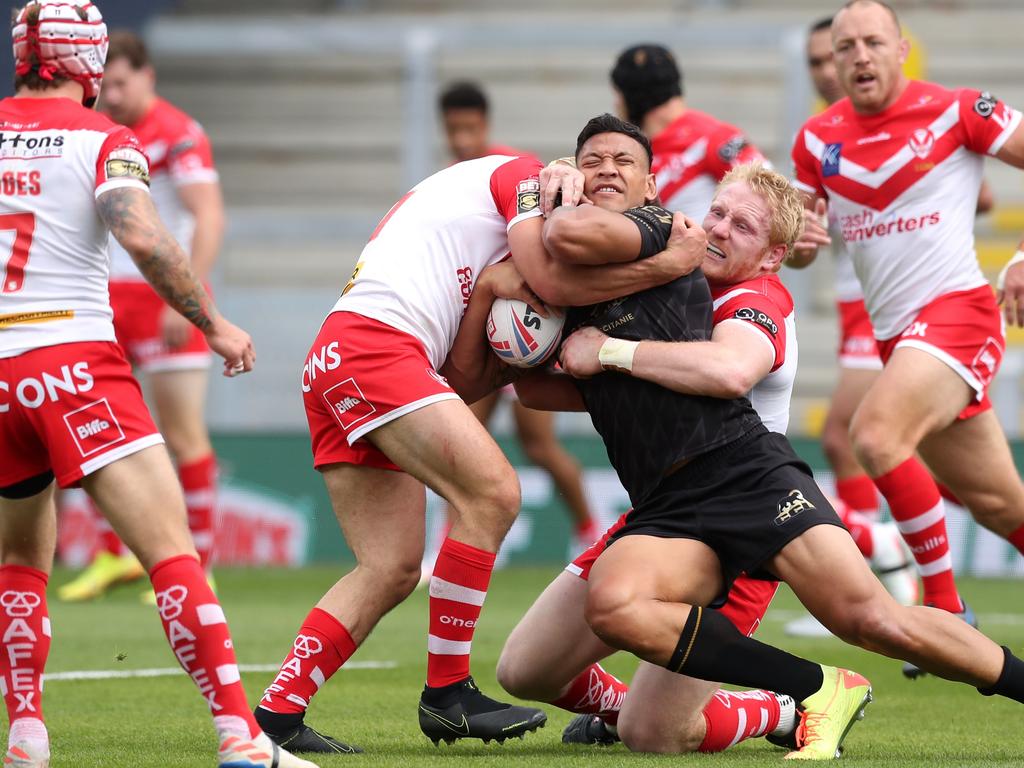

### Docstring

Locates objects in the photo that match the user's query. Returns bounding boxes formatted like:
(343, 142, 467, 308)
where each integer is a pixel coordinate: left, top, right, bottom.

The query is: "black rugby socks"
(666, 605, 824, 703)
(977, 646, 1024, 703)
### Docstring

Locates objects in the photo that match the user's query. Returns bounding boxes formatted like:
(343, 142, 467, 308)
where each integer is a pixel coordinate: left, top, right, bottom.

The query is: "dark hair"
(574, 113, 653, 169)
(809, 16, 833, 34)
(12, 2, 76, 92)
(610, 43, 682, 126)
(106, 29, 150, 69)
(439, 81, 488, 115)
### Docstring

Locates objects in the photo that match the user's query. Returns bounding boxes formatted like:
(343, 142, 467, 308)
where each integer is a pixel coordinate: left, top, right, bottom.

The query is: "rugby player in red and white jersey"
(0, 4, 315, 767)
(610, 44, 764, 221)
(790, 0, 1024, 661)
(58, 30, 225, 603)
(494, 163, 801, 754)
(251, 125, 704, 753)
(421, 81, 598, 573)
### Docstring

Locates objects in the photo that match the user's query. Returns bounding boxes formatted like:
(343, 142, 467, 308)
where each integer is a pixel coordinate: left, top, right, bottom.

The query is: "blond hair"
(717, 163, 805, 255)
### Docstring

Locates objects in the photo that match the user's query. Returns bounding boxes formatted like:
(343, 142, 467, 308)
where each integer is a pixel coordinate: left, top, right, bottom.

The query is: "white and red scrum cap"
(12, 2, 109, 107)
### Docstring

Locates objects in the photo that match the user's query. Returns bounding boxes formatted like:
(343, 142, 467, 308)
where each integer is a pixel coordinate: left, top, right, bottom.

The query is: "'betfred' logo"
(63, 398, 125, 457)
(322, 377, 376, 431)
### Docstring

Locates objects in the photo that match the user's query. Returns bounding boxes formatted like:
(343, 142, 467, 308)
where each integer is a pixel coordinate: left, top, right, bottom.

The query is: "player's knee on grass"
(618, 706, 704, 754)
(495, 649, 557, 702)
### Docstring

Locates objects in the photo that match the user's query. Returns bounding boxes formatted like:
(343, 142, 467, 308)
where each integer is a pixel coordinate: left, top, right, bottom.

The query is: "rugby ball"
(487, 298, 565, 368)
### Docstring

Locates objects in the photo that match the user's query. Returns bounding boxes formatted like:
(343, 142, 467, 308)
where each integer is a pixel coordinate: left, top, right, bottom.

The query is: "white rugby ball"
(487, 298, 565, 368)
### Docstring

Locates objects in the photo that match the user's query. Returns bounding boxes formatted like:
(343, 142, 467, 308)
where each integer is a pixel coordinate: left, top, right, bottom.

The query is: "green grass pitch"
(37, 567, 1024, 766)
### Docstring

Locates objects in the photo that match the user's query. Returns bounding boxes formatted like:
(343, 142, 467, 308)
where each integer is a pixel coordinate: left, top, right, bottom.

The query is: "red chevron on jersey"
(652, 109, 763, 219)
(791, 80, 1021, 339)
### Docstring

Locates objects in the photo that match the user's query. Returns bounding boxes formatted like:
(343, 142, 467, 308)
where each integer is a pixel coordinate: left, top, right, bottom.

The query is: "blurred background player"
(791, 0, 1024, 667)
(425, 80, 598, 576)
(0, 4, 314, 766)
(58, 30, 224, 602)
(610, 44, 763, 221)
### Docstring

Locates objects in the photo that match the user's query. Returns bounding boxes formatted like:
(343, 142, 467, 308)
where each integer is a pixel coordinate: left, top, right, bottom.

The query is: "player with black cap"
(610, 43, 764, 220)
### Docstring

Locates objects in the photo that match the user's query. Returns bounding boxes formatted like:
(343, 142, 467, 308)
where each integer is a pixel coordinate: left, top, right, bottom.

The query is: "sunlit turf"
(37, 567, 1024, 766)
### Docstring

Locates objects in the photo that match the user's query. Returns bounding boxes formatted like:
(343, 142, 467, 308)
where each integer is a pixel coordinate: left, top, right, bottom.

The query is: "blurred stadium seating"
(134, 1, 1024, 435)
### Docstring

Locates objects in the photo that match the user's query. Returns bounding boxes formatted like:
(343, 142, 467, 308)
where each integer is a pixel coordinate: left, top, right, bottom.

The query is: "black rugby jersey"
(566, 205, 762, 505)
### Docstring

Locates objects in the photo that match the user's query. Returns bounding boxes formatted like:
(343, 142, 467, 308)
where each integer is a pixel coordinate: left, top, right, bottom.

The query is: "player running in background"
(428, 82, 598, 563)
(499, 158, 803, 755)
(252, 115, 699, 753)
(0, 4, 315, 767)
(58, 30, 224, 603)
(790, 0, 1024, 671)
(610, 43, 763, 220)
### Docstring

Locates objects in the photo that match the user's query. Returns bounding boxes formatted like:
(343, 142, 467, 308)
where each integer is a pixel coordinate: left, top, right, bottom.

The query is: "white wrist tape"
(997, 250, 1024, 291)
(598, 337, 640, 373)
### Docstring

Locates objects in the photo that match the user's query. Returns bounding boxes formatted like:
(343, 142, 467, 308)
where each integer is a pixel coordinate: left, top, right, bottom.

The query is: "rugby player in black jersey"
(444, 114, 1024, 760)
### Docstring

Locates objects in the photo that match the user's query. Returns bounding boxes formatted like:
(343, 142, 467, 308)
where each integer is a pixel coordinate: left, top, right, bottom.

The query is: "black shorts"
(608, 425, 844, 590)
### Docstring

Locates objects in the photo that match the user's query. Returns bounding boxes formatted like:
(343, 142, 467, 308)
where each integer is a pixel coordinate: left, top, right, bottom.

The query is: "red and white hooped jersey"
(711, 273, 796, 434)
(0, 97, 150, 359)
(652, 109, 764, 220)
(108, 97, 218, 281)
(334, 155, 543, 369)
(792, 80, 1021, 339)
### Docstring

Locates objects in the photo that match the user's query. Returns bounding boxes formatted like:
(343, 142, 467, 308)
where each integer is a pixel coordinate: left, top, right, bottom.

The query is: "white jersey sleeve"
(332, 155, 543, 369)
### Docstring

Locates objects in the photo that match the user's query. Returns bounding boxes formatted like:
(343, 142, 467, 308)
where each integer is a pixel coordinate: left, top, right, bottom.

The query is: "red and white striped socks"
(148, 555, 259, 738)
(180, 454, 218, 570)
(427, 538, 495, 688)
(259, 607, 356, 715)
(550, 663, 628, 724)
(873, 457, 961, 612)
(0, 565, 50, 749)
(699, 689, 786, 752)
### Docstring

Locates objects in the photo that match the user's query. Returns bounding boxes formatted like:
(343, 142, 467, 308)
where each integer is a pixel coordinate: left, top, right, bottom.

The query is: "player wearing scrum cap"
(0, 4, 317, 768)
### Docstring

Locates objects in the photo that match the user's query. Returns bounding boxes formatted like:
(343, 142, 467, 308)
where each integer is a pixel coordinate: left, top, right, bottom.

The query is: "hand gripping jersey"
(336, 155, 543, 369)
(0, 97, 150, 358)
(108, 98, 218, 280)
(652, 110, 764, 220)
(792, 80, 1022, 339)
(565, 205, 762, 506)
(711, 273, 796, 434)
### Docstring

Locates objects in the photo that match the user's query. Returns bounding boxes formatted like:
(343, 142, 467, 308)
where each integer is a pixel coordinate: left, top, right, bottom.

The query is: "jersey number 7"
(0, 212, 36, 294)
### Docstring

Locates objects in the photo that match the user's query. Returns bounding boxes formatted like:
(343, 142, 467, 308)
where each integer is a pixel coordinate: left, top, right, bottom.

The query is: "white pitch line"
(43, 660, 396, 682)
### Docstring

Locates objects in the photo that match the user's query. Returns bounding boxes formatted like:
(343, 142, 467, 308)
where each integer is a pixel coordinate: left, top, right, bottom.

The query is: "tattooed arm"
(96, 187, 255, 376)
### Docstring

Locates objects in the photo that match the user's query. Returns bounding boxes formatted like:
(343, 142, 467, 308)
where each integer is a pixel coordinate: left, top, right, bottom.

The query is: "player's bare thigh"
(0, 481, 57, 573)
(80, 444, 196, 570)
(617, 662, 716, 753)
(366, 397, 521, 550)
(918, 409, 1024, 536)
(851, 346, 974, 473)
(497, 570, 614, 701)
(587, 536, 723, 664)
(148, 368, 212, 464)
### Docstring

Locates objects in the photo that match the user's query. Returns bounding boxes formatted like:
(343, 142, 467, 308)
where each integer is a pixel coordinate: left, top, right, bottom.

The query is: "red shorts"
(877, 285, 1004, 421)
(0, 341, 163, 489)
(302, 311, 460, 472)
(110, 281, 211, 373)
(837, 299, 882, 370)
(566, 512, 779, 637)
